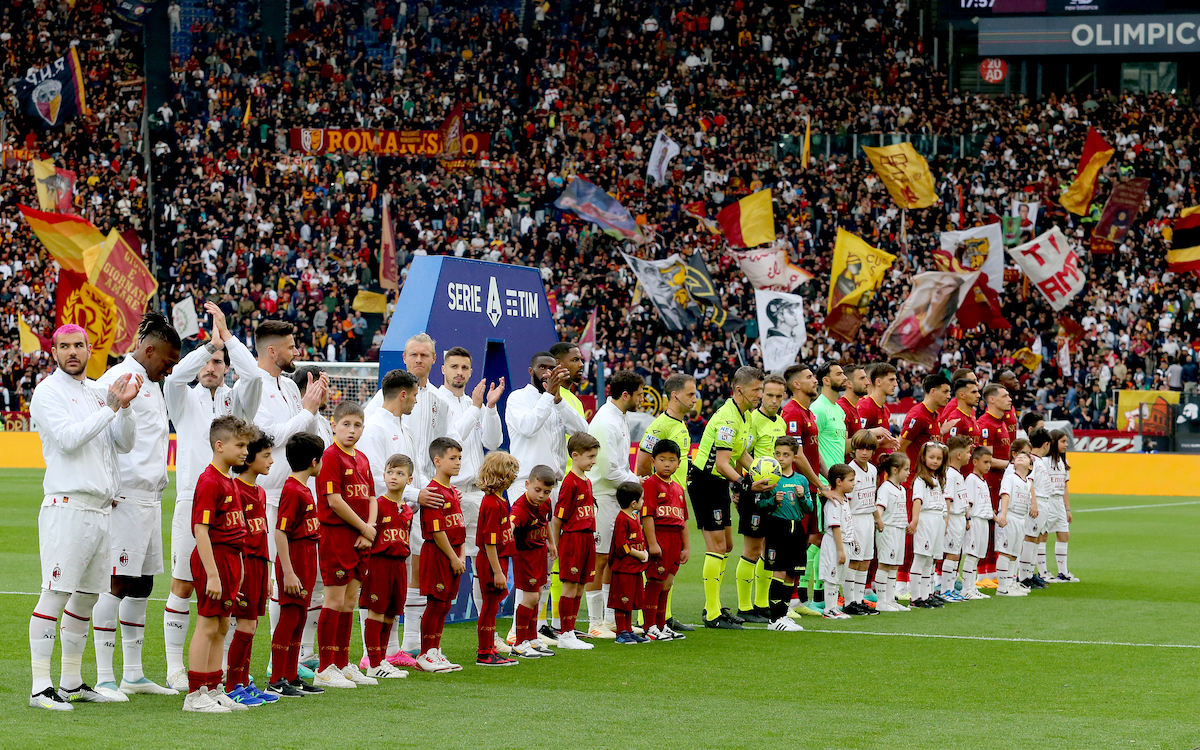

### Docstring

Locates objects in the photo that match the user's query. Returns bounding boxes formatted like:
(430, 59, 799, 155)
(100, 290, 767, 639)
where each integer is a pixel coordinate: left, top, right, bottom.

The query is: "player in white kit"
(845, 431, 878, 615)
(162, 304, 263, 690)
(585, 370, 644, 638)
(91, 314, 181, 701)
(939, 436, 973, 601)
(996, 451, 1035, 596)
(28, 325, 142, 710)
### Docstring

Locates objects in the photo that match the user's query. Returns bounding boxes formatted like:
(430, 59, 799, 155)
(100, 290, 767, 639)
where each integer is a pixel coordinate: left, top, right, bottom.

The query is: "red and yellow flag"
(84, 231, 158, 354)
(716, 189, 775, 248)
(380, 196, 399, 290)
(1060, 127, 1114, 215)
(18, 205, 103, 273)
(862, 143, 938, 209)
(1167, 205, 1200, 272)
(56, 270, 118, 378)
(826, 229, 896, 341)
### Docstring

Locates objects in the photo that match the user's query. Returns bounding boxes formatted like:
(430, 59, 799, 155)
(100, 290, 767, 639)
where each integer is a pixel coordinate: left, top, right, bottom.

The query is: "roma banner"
(17, 49, 87, 128)
(1007, 227, 1085, 312)
(1116, 389, 1179, 434)
(1093, 178, 1150, 246)
(84, 230, 158, 354)
(936, 223, 1004, 294)
(880, 271, 979, 368)
(646, 130, 681, 185)
(716, 189, 775, 248)
(1060, 127, 1114, 215)
(289, 128, 490, 156)
(18, 204, 103, 273)
(731, 243, 812, 292)
(1167, 205, 1200, 272)
(826, 229, 896, 341)
(683, 201, 721, 235)
(32, 159, 76, 213)
(862, 143, 938, 209)
(621, 253, 695, 330)
(56, 270, 118, 379)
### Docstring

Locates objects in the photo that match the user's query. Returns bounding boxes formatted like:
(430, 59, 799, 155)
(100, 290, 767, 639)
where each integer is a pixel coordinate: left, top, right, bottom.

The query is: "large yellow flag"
(801, 116, 811, 169)
(1060, 127, 1115, 215)
(19, 318, 42, 355)
(826, 229, 896, 341)
(862, 143, 938, 209)
(18, 205, 104, 273)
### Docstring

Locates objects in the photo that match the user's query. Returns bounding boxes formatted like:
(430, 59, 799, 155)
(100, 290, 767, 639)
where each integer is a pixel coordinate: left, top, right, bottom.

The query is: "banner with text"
(289, 128, 491, 156)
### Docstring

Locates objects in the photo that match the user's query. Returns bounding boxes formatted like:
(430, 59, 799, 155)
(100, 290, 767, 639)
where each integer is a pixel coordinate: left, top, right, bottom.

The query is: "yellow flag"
(801, 116, 811, 169)
(243, 97, 252, 127)
(1060, 127, 1114, 216)
(352, 290, 388, 314)
(19, 318, 41, 354)
(1012, 347, 1043, 371)
(826, 229, 896, 341)
(18, 205, 104, 274)
(862, 143, 938, 209)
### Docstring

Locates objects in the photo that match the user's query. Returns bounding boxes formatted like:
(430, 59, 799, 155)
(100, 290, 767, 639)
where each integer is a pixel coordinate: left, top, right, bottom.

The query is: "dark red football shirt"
(944, 405, 981, 443)
(781, 398, 822, 476)
(857, 394, 887, 431)
(236, 478, 270, 559)
(420, 480, 466, 546)
(836, 395, 861, 445)
(554, 471, 596, 533)
(511, 493, 550, 550)
(277, 476, 320, 542)
(476, 492, 516, 558)
(900, 402, 941, 467)
(371, 497, 413, 558)
(609, 510, 648, 573)
(640, 474, 688, 528)
(317, 444, 375, 526)
(193, 464, 246, 546)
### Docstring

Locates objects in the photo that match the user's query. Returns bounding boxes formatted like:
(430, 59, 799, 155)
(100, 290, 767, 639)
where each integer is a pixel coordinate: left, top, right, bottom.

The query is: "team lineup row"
(25, 308, 1075, 712)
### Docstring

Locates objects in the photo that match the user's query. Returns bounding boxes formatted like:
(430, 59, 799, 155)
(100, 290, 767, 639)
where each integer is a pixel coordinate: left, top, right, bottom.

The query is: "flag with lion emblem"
(936, 223, 1004, 294)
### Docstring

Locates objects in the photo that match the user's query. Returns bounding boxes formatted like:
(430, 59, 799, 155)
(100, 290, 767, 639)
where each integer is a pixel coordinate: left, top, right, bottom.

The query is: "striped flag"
(716, 189, 775, 248)
(1167, 205, 1200, 272)
(18, 205, 103, 273)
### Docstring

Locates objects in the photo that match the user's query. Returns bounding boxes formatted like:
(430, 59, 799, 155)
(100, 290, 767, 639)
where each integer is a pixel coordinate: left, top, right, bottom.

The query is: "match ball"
(750, 456, 783, 489)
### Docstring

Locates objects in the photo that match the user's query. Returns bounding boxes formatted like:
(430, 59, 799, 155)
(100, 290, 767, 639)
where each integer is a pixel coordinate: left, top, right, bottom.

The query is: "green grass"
(1, 468, 1198, 749)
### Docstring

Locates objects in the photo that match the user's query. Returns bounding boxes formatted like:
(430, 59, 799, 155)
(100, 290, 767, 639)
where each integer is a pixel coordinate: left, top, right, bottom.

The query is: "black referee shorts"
(688, 467, 732, 532)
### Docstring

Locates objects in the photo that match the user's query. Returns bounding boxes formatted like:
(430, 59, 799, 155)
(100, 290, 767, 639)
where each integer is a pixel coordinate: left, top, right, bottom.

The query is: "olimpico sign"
(980, 14, 1200, 55)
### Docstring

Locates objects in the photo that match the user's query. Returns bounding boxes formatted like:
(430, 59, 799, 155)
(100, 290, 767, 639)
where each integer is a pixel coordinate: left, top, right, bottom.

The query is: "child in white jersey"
(819, 465, 857, 620)
(996, 450, 1036, 597)
(845, 431, 879, 615)
(907, 442, 948, 609)
(873, 454, 911, 612)
(961, 447, 995, 599)
(939, 436, 972, 601)
(1044, 429, 1078, 582)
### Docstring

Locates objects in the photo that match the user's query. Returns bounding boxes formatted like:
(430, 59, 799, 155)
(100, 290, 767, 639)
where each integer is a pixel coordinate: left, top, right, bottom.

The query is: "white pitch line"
(0, 591, 171, 603)
(1075, 500, 1200, 513)
(809, 629, 1200, 649)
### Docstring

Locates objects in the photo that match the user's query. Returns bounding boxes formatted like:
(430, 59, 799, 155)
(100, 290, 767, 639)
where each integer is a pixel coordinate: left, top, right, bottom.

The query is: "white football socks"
(874, 569, 890, 605)
(602, 584, 613, 626)
(1055, 541, 1069, 576)
(962, 556, 979, 594)
(119, 596, 149, 682)
(585, 590, 604, 629)
(1036, 542, 1049, 578)
(92, 592, 120, 685)
(997, 556, 1011, 590)
(60, 593, 98, 691)
(163, 593, 191, 676)
(30, 590, 71, 694)
(401, 592, 426, 654)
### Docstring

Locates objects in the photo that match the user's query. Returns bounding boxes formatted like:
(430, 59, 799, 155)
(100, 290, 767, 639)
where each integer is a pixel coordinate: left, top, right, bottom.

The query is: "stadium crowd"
(3, 0, 1200, 429)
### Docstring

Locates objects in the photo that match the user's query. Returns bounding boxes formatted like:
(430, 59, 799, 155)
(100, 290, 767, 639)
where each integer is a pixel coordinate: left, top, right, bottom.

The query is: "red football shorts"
(513, 548, 548, 592)
(646, 526, 684, 580)
(607, 570, 643, 612)
(359, 554, 407, 617)
(275, 539, 317, 607)
(236, 555, 270, 618)
(320, 524, 367, 585)
(557, 530, 596, 584)
(419, 544, 463, 602)
(192, 544, 243, 618)
(474, 554, 510, 596)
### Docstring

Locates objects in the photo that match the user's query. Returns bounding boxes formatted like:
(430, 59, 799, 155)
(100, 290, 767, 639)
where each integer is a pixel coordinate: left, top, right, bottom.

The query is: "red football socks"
(317, 607, 338, 671)
(270, 604, 303, 684)
(615, 610, 631, 633)
(336, 610, 353, 669)
(515, 603, 536, 645)
(478, 590, 503, 653)
(364, 618, 386, 668)
(421, 597, 449, 653)
(643, 580, 663, 632)
(558, 595, 577, 633)
(657, 588, 669, 630)
(225, 629, 254, 690)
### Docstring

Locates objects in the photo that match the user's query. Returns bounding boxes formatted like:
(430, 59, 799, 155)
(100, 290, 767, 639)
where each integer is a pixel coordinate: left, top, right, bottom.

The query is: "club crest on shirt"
(336, 569, 346, 579)
(223, 600, 233, 609)
(620, 596, 629, 604)
(529, 578, 537, 586)
(237, 599, 247, 609)
(51, 565, 61, 581)
(656, 564, 665, 574)
(436, 583, 445, 592)
(300, 588, 308, 597)
(370, 594, 378, 602)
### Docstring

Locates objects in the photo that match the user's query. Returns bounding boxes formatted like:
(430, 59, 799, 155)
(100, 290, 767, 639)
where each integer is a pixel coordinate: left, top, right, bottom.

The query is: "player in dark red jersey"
(184, 416, 251, 713)
(358, 454, 415, 679)
(839, 363, 899, 460)
(225, 430, 277, 705)
(781, 364, 833, 607)
(858, 363, 897, 432)
(550, 432, 601, 650)
(640, 439, 689, 641)
(474, 452, 520, 667)
(977, 383, 1014, 581)
(938, 368, 977, 424)
(268, 433, 325, 697)
(510, 466, 557, 659)
(417, 437, 468, 673)
(314, 402, 377, 688)
(943, 379, 982, 447)
(895, 375, 951, 595)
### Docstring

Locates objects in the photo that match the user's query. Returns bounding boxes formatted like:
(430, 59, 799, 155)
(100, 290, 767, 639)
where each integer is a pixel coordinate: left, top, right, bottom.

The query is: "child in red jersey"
(358, 454, 415, 679)
(184, 416, 252, 714)
(610, 482, 650, 645)
(549, 432, 600, 651)
(510, 466, 558, 659)
(225, 429, 277, 706)
(474, 451, 520, 667)
(267, 433, 325, 698)
(416, 437, 467, 674)
(640, 439, 690, 641)
(315, 401, 378, 689)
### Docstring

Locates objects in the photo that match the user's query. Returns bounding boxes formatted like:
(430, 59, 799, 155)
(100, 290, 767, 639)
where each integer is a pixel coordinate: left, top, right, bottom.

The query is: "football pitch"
(1, 468, 1197, 750)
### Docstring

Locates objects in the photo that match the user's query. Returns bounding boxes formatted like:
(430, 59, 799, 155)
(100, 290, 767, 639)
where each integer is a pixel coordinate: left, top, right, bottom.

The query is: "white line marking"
(809, 629, 1200, 649)
(0, 591, 171, 602)
(1076, 500, 1200, 513)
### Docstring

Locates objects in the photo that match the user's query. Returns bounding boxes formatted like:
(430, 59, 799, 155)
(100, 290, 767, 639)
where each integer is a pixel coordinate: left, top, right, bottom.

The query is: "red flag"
(954, 275, 1011, 331)
(579, 307, 597, 363)
(380, 196, 399, 290)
